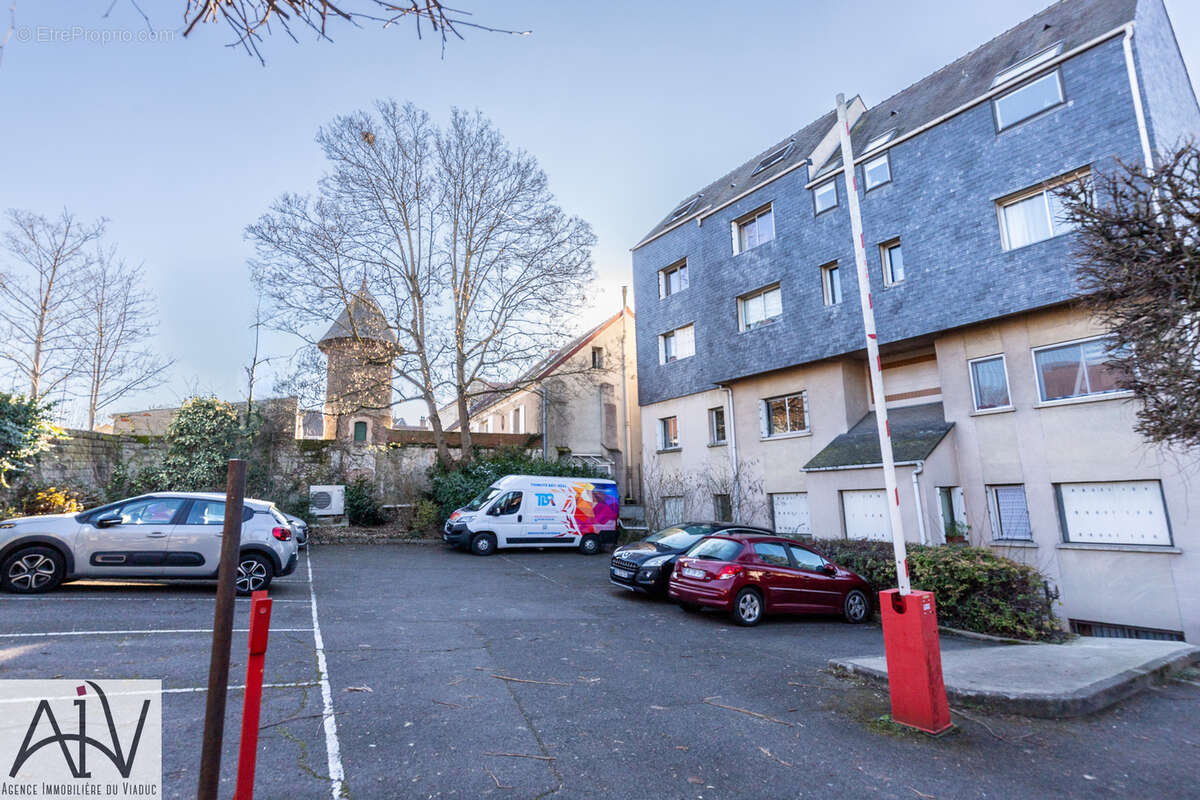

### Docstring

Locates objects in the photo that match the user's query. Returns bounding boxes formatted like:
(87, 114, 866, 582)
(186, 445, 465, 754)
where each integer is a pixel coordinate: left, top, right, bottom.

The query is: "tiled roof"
(318, 289, 396, 345)
(803, 403, 954, 470)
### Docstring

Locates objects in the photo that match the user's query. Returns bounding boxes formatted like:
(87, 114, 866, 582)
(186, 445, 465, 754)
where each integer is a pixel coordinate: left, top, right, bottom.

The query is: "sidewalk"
(830, 636, 1200, 717)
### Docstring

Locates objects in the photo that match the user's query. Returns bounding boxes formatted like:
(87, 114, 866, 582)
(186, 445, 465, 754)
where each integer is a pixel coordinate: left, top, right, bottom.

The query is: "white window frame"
(732, 205, 775, 254)
(669, 196, 700, 222)
(751, 142, 793, 175)
(880, 239, 904, 286)
(1031, 334, 1131, 406)
(968, 353, 1013, 413)
(997, 170, 1087, 251)
(991, 42, 1063, 87)
(658, 416, 679, 451)
(986, 484, 1033, 541)
(708, 406, 727, 446)
(863, 129, 895, 153)
(813, 179, 838, 215)
(992, 69, 1065, 131)
(863, 154, 891, 191)
(738, 283, 782, 332)
(821, 261, 842, 306)
(658, 324, 694, 364)
(659, 259, 689, 298)
(761, 391, 810, 439)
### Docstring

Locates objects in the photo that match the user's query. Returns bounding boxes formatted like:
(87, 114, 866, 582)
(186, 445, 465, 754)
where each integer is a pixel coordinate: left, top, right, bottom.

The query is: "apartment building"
(631, 0, 1200, 641)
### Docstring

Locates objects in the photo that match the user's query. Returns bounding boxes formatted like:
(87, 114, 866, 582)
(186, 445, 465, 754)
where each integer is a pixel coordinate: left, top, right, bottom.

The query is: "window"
(969, 355, 1012, 411)
(751, 142, 793, 175)
(991, 42, 1063, 87)
(987, 485, 1032, 540)
(662, 496, 685, 526)
(753, 541, 790, 567)
(659, 259, 688, 298)
(353, 420, 368, 441)
(687, 537, 741, 561)
(739, 284, 782, 331)
(708, 406, 726, 445)
(591, 347, 604, 369)
(999, 176, 1082, 250)
(863, 154, 890, 190)
(863, 129, 895, 153)
(116, 497, 185, 526)
(734, 205, 774, 253)
(1056, 481, 1171, 546)
(821, 261, 842, 306)
(713, 494, 733, 522)
(511, 406, 525, 434)
(788, 544, 824, 571)
(1033, 335, 1127, 403)
(185, 500, 228, 526)
(659, 416, 679, 450)
(880, 239, 904, 285)
(659, 324, 695, 364)
(492, 491, 523, 516)
(993, 70, 1064, 131)
(813, 180, 838, 214)
(762, 391, 809, 437)
(669, 196, 700, 222)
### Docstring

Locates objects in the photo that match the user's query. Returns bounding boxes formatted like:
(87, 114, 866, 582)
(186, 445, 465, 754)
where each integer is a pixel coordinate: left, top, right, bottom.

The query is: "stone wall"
(28, 430, 167, 492)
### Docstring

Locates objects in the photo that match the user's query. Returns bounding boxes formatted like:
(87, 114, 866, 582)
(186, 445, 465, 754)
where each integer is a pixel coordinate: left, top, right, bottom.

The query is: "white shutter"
(758, 400, 770, 438)
(842, 489, 891, 541)
(658, 334, 666, 365)
(772, 493, 811, 535)
(1059, 481, 1170, 545)
(730, 221, 740, 255)
(677, 325, 695, 359)
(518, 405, 526, 434)
(658, 270, 666, 299)
(765, 287, 783, 319)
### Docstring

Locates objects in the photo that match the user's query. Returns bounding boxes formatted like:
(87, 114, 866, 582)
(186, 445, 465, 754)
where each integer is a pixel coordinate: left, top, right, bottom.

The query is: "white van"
(442, 474, 620, 556)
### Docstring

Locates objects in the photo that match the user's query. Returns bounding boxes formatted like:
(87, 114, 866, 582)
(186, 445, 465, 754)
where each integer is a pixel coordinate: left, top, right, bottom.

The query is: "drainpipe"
(723, 386, 740, 523)
(911, 460, 929, 546)
(530, 385, 548, 461)
(619, 289, 633, 500)
(1122, 26, 1155, 176)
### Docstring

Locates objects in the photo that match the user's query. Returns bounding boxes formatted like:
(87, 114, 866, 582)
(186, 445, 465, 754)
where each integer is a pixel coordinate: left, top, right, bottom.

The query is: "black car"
(609, 522, 772, 596)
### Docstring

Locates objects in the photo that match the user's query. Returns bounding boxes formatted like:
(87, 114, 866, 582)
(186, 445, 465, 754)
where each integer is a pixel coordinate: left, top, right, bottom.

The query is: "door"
(937, 487, 967, 543)
(486, 491, 527, 546)
(841, 489, 891, 541)
(750, 541, 805, 612)
(166, 498, 234, 575)
(787, 544, 842, 611)
(771, 493, 811, 536)
(75, 496, 187, 576)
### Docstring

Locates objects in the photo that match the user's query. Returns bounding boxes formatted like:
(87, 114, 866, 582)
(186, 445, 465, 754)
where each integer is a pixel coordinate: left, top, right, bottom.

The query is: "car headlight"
(642, 555, 672, 568)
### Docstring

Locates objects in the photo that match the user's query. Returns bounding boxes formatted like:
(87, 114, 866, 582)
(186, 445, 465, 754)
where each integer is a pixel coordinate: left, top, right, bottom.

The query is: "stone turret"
(317, 288, 396, 445)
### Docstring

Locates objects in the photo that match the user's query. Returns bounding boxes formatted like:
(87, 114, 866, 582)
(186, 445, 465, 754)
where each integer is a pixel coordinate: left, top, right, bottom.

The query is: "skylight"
(991, 42, 1064, 88)
(863, 129, 895, 153)
(751, 142, 794, 176)
(668, 196, 700, 222)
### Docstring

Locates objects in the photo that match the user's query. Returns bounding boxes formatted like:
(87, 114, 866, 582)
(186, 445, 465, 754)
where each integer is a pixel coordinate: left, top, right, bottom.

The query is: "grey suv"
(0, 492, 299, 595)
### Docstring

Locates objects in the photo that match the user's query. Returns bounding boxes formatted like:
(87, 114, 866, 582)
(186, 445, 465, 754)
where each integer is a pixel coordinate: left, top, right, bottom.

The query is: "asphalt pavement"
(2, 544, 1199, 799)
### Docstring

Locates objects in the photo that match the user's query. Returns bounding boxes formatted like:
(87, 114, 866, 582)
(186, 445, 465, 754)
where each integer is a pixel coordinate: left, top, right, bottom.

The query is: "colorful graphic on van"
(528, 480, 619, 537)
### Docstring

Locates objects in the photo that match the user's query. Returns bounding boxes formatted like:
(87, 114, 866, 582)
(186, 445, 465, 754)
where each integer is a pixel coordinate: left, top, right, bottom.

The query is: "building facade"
(632, 0, 1200, 640)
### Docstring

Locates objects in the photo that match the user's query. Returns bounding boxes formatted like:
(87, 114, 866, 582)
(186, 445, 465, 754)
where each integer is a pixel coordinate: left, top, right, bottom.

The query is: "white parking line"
(0, 628, 314, 638)
(307, 552, 346, 800)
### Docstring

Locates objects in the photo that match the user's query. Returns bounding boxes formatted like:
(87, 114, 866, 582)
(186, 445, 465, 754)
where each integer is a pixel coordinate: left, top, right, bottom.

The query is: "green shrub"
(412, 498, 440, 531)
(811, 539, 1058, 641)
(0, 394, 66, 487)
(21, 486, 84, 515)
(428, 448, 604, 522)
(345, 475, 387, 527)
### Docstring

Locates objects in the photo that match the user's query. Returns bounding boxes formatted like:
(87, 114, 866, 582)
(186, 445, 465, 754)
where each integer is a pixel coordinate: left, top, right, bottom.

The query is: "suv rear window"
(687, 538, 742, 562)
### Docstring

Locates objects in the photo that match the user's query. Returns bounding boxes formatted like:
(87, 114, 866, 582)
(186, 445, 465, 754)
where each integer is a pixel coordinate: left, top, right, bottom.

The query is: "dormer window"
(669, 196, 700, 223)
(991, 42, 1063, 87)
(751, 142, 794, 176)
(863, 130, 895, 153)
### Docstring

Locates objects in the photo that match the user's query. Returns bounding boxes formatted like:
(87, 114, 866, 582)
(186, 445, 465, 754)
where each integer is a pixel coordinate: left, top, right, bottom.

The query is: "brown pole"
(197, 459, 248, 800)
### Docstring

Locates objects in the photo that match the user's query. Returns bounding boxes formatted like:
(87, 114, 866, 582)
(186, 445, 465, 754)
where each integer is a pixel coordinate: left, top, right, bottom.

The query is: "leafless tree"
(249, 100, 595, 466)
(74, 246, 173, 430)
(1059, 143, 1200, 450)
(0, 209, 102, 401)
(701, 459, 767, 526)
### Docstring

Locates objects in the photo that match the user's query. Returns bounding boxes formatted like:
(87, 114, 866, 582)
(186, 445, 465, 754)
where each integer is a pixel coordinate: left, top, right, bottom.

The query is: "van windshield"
(464, 487, 501, 512)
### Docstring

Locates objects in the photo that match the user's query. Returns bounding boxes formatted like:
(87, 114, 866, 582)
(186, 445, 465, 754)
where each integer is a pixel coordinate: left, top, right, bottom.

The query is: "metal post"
(836, 93, 911, 596)
(235, 590, 273, 800)
(197, 459, 248, 800)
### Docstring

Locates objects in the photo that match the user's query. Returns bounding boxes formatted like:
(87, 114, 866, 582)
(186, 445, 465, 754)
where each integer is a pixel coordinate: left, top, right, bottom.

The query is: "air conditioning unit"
(309, 485, 346, 516)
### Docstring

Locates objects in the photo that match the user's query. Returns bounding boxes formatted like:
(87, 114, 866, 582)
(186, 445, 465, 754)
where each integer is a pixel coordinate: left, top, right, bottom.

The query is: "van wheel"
(2, 546, 65, 594)
(471, 533, 497, 556)
(578, 535, 600, 555)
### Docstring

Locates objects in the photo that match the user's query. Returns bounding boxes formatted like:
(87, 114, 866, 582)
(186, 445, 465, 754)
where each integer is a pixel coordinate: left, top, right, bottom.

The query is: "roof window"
(751, 141, 795, 176)
(668, 196, 701, 222)
(991, 42, 1063, 87)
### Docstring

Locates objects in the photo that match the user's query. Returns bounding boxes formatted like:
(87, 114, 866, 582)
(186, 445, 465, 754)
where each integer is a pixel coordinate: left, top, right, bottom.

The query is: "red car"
(668, 533, 872, 626)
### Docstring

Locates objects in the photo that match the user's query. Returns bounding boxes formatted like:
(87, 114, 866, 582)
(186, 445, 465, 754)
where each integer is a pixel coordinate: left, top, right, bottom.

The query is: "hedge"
(810, 539, 1058, 641)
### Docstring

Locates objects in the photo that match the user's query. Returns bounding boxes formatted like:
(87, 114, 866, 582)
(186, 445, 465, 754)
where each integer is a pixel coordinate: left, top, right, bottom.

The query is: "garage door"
(1058, 481, 1171, 546)
(771, 493, 811, 535)
(842, 489, 891, 541)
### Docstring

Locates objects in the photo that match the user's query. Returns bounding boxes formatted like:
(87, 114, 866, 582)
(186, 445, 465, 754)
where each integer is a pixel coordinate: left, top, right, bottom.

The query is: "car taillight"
(272, 526, 292, 541)
(716, 564, 742, 580)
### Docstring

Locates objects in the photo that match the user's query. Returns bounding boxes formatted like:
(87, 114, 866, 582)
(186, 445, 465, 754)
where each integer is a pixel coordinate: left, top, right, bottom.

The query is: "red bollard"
(235, 590, 273, 800)
(879, 589, 952, 735)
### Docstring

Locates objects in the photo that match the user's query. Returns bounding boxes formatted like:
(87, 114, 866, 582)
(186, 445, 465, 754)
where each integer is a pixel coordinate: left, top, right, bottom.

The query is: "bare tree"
(75, 245, 173, 430)
(0, 209, 102, 401)
(249, 100, 595, 466)
(1059, 143, 1200, 450)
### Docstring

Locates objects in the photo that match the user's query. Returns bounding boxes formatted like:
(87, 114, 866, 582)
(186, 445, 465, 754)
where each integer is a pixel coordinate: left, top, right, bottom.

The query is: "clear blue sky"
(1, 1, 1197, 424)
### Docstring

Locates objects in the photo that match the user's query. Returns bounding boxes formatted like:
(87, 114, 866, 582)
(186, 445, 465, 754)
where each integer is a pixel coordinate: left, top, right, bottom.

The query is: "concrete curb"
(828, 644, 1200, 718)
(937, 625, 1043, 645)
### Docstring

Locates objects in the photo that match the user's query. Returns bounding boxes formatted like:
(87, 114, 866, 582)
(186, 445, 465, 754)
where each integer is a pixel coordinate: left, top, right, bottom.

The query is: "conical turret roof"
(318, 285, 396, 347)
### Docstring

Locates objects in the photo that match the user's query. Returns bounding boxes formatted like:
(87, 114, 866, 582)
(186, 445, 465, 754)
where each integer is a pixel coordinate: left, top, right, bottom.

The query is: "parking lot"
(2, 543, 1199, 799)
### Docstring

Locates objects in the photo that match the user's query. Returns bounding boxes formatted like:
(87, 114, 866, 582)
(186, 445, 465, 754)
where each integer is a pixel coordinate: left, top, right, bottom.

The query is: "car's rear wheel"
(470, 533, 497, 556)
(236, 553, 274, 595)
(843, 588, 870, 623)
(731, 587, 763, 626)
(578, 534, 600, 555)
(2, 546, 65, 594)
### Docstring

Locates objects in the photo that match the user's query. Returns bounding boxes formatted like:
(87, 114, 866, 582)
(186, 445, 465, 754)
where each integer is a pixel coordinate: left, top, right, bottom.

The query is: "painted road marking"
(307, 551, 346, 800)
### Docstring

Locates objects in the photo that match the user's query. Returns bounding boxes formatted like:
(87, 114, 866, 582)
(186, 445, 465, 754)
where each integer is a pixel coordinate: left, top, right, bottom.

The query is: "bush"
(21, 486, 84, 515)
(0, 393, 66, 487)
(811, 539, 1058, 641)
(412, 498, 440, 532)
(345, 475, 387, 527)
(428, 448, 604, 522)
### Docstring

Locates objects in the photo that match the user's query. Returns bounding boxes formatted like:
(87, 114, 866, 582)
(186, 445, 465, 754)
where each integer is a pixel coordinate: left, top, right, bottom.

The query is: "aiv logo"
(8, 681, 151, 779)
(535, 493, 555, 507)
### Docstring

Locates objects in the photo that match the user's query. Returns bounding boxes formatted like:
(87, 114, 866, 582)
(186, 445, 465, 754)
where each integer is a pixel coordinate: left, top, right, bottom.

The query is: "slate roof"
(318, 288, 396, 345)
(803, 403, 954, 470)
(637, 0, 1139, 244)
